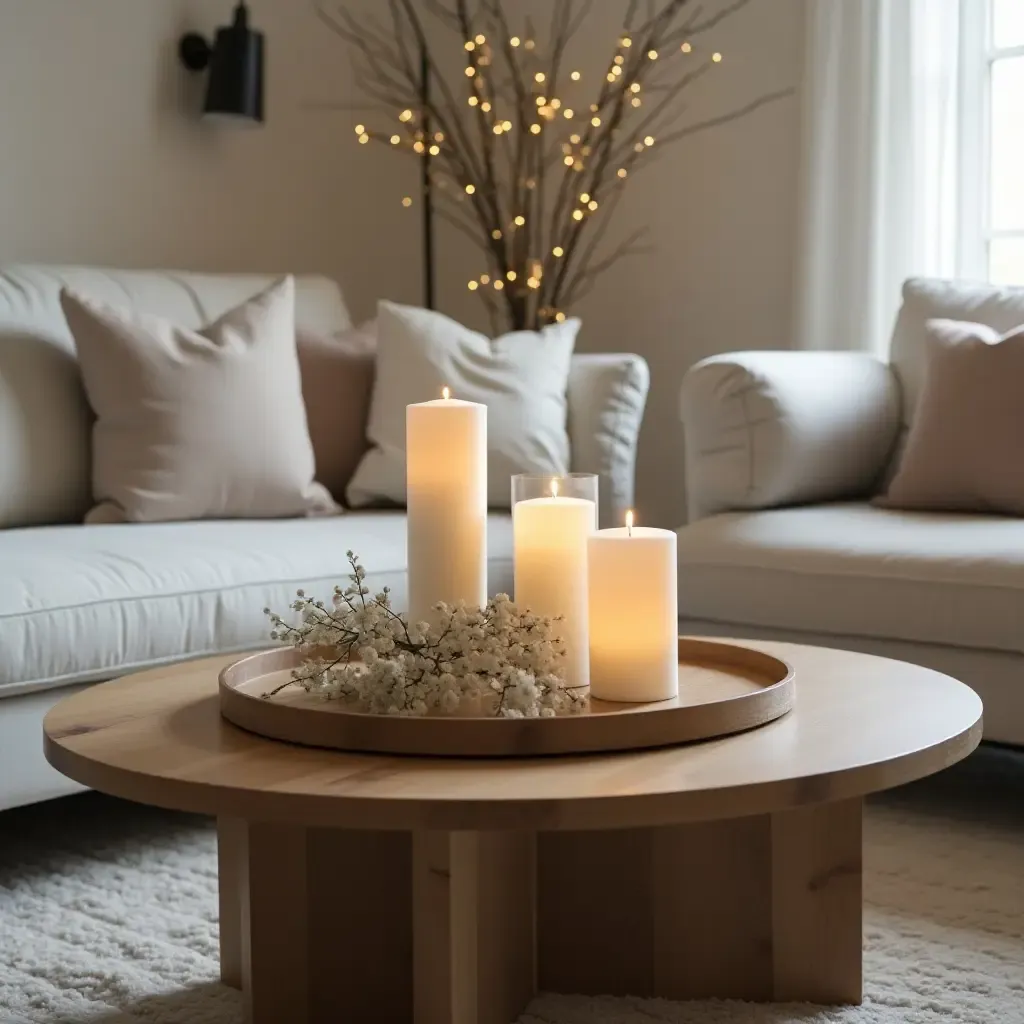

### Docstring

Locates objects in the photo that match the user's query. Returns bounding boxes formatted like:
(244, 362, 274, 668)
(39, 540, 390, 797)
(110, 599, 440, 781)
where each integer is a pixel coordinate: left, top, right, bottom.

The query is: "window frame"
(958, 0, 1024, 282)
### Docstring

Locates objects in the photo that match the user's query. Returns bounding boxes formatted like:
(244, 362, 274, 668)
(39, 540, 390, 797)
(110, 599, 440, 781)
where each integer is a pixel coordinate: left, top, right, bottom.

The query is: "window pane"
(993, 0, 1024, 47)
(990, 56, 1024, 231)
(989, 237, 1024, 285)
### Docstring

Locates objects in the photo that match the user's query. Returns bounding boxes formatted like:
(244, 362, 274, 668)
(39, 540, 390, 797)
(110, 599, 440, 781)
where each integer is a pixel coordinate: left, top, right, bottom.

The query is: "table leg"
(217, 821, 536, 1024)
(413, 830, 536, 1024)
(538, 798, 863, 1005)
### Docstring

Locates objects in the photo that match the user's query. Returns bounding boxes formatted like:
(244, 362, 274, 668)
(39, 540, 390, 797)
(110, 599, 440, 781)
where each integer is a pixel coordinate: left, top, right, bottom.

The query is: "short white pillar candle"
(513, 480, 596, 690)
(406, 388, 487, 625)
(587, 513, 679, 702)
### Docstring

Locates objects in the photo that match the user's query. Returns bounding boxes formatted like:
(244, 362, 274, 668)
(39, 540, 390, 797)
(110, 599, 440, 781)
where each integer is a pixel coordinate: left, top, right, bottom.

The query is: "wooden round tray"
(219, 638, 794, 757)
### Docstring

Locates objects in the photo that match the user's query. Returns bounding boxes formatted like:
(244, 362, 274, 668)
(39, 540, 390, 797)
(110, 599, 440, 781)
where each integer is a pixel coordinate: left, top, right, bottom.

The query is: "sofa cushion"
(677, 502, 1024, 655)
(0, 513, 514, 699)
(0, 265, 351, 529)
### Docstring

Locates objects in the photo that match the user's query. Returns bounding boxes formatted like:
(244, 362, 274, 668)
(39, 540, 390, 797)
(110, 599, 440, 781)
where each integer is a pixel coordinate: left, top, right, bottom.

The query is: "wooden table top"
(43, 640, 983, 831)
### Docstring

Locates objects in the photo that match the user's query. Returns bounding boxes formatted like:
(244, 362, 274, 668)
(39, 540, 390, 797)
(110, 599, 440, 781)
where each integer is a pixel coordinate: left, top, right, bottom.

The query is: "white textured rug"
(1, 748, 1022, 1024)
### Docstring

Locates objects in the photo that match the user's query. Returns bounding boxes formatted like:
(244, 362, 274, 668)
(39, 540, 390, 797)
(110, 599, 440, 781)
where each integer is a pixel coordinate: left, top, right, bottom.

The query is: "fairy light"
(492, 229, 502, 239)
(527, 277, 540, 289)
(632, 97, 642, 107)
(590, 103, 599, 112)
(494, 279, 505, 290)
(493, 124, 504, 135)
(572, 209, 584, 221)
(535, 71, 546, 83)
(465, 66, 476, 77)
(634, 141, 645, 153)
(681, 41, 692, 53)
(468, 280, 479, 291)
(358, 133, 369, 144)
(481, 101, 492, 112)
(621, 36, 632, 47)
(464, 40, 475, 51)
(630, 82, 641, 93)
(617, 168, 628, 178)
(614, 55, 625, 66)
(390, 134, 401, 144)
(502, 119, 512, 131)
(507, 270, 517, 281)
(480, 274, 491, 284)
(524, 38, 536, 50)
(564, 108, 574, 119)
(580, 192, 590, 203)
(591, 116, 601, 127)
(612, 66, 622, 76)
(555, 311, 567, 322)
(468, 96, 479, 107)
(573, 160, 584, 171)
(552, 245, 564, 257)
(475, 33, 486, 44)
(510, 35, 521, 46)
(354, 123, 366, 134)
(536, 95, 546, 106)
(648, 49, 658, 60)
(414, 140, 426, 153)
(434, 132, 445, 142)
(530, 123, 542, 134)
(712, 51, 723, 62)
(550, 98, 562, 110)
(402, 196, 413, 207)
(429, 144, 440, 155)
(570, 133, 581, 144)
(588, 200, 599, 211)
(606, 74, 615, 83)
(399, 109, 413, 122)
(571, 70, 581, 81)
(644, 135, 655, 146)
(514, 215, 526, 226)
(564, 155, 574, 166)
(465, 184, 476, 195)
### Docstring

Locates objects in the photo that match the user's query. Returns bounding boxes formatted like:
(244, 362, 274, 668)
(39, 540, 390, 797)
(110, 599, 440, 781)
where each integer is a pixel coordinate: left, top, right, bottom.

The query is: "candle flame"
(626, 509, 634, 536)
(442, 386, 451, 400)
(550, 478, 559, 498)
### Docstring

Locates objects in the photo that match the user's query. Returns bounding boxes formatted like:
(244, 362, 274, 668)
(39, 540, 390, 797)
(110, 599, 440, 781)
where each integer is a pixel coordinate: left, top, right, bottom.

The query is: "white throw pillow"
(62, 277, 338, 523)
(347, 302, 578, 508)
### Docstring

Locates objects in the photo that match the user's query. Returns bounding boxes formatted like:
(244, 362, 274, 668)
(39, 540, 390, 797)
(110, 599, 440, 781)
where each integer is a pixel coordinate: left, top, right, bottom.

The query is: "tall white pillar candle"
(513, 486, 596, 690)
(587, 517, 678, 702)
(406, 390, 487, 625)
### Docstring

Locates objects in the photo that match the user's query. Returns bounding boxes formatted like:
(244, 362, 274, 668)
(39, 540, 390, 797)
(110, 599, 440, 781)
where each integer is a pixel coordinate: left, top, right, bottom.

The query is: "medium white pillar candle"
(513, 485, 596, 690)
(406, 389, 487, 625)
(587, 515, 678, 702)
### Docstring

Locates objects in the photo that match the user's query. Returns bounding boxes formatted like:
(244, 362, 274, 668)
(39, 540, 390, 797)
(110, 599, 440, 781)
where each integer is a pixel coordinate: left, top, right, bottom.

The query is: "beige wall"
(0, 0, 423, 312)
(0, 0, 804, 528)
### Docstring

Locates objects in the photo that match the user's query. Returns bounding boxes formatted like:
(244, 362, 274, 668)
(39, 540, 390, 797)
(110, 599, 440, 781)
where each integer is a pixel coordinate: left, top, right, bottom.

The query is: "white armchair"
(675, 277, 1024, 747)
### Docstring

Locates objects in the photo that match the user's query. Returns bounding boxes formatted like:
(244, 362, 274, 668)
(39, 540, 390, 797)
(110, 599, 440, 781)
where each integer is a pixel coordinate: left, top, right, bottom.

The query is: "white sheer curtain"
(795, 0, 963, 354)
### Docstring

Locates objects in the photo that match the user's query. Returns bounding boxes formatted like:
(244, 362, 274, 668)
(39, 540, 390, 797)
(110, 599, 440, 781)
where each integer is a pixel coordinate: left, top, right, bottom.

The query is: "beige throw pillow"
(346, 301, 578, 508)
(62, 277, 337, 523)
(878, 318, 1024, 516)
(297, 320, 376, 504)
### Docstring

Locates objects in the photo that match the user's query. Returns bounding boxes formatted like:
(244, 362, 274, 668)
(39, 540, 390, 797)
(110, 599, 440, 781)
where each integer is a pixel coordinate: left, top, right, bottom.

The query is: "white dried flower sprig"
(263, 551, 588, 718)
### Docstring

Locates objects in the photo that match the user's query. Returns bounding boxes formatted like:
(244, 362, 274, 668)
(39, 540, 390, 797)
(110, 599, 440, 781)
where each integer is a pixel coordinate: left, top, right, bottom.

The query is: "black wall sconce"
(179, 2, 264, 123)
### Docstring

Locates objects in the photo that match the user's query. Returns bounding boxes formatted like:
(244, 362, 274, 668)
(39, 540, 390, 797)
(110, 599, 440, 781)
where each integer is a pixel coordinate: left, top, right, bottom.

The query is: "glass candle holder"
(511, 473, 599, 690)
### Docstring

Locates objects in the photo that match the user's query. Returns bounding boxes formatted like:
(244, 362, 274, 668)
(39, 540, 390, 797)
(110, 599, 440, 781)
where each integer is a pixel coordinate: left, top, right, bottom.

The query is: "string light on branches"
(591, 116, 602, 127)
(390, 134, 401, 144)
(530, 123, 542, 134)
(510, 35, 521, 46)
(464, 40, 475, 51)
(535, 71, 546, 83)
(621, 36, 632, 47)
(399, 109, 413, 122)
(552, 245, 564, 257)
(571, 70, 581, 81)
(506, 270, 517, 281)
(712, 51, 723, 62)
(648, 49, 658, 60)
(617, 168, 628, 178)
(401, 196, 412, 207)
(514, 215, 526, 226)
(354, 124, 365, 134)
(475, 33, 486, 44)
(572, 209, 584, 221)
(467, 280, 479, 290)
(563, 108, 574, 118)
(494, 279, 505, 290)
(358, 133, 369, 144)
(644, 135, 655, 146)
(468, 96, 479, 106)
(681, 41, 692, 52)
(465, 184, 476, 195)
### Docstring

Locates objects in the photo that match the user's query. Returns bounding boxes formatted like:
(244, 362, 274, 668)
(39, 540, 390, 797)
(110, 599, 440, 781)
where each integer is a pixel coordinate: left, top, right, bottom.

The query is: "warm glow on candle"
(442, 386, 451, 400)
(551, 478, 559, 498)
(626, 509, 634, 535)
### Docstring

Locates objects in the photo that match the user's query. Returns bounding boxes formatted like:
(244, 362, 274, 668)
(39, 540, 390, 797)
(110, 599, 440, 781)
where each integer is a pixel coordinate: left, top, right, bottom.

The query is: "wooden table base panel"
(537, 797, 863, 1005)
(218, 799, 862, 1023)
(219, 820, 536, 1024)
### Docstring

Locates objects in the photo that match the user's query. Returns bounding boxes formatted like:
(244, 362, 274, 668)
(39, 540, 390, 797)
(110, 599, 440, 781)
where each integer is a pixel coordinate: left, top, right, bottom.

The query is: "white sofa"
(677, 277, 1024, 745)
(0, 264, 649, 810)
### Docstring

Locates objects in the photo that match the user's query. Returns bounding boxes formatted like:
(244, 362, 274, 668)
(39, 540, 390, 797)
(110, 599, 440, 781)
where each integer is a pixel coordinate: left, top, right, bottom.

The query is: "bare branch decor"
(318, 0, 790, 331)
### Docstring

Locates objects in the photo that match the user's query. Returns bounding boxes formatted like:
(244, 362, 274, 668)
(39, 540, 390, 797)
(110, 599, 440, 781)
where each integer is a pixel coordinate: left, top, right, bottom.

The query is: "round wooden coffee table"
(43, 640, 982, 1024)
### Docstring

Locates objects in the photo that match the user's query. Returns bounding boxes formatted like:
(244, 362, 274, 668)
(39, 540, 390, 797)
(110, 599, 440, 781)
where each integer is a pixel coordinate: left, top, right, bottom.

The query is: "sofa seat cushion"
(677, 502, 1024, 655)
(0, 513, 514, 699)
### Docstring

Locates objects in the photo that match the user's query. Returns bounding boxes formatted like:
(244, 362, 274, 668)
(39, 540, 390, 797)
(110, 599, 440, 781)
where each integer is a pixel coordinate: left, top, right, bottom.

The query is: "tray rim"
(218, 637, 795, 757)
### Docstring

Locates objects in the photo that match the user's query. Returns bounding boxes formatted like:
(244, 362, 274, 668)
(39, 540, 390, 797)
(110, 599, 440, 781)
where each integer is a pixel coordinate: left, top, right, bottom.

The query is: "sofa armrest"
(568, 353, 650, 527)
(681, 351, 899, 521)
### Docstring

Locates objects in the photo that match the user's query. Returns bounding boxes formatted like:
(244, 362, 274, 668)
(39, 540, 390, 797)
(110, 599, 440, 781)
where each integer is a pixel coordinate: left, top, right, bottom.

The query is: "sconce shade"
(179, 3, 264, 124)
